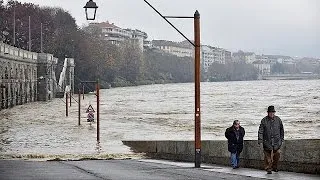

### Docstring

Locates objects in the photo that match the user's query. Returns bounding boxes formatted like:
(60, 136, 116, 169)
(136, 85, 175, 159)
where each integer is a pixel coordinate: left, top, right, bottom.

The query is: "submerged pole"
(96, 79, 100, 142)
(66, 92, 68, 117)
(78, 85, 81, 126)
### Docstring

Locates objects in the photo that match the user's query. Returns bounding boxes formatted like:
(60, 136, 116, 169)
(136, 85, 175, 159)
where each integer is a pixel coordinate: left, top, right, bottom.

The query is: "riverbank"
(104, 75, 320, 89)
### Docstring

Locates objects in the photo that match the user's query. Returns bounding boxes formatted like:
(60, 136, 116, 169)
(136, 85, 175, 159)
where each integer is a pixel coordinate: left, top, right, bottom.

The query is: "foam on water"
(0, 79, 319, 158)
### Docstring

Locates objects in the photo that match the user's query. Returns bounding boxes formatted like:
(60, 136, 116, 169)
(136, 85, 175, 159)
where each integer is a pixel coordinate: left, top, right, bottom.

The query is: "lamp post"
(84, 0, 202, 168)
(83, 0, 98, 20)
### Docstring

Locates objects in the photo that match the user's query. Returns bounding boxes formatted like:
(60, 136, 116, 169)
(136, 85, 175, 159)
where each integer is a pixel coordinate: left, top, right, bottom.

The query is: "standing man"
(225, 120, 245, 169)
(258, 105, 284, 174)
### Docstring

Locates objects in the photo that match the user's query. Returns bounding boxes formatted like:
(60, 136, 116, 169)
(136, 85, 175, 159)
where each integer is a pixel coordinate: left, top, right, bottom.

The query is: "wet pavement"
(0, 159, 318, 180)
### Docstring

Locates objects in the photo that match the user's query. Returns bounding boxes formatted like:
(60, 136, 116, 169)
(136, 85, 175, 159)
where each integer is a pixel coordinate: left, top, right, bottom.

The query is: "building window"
(5, 67, 8, 79)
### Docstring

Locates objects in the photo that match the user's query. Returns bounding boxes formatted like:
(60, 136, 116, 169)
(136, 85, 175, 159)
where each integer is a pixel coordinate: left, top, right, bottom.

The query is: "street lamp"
(83, 0, 202, 168)
(83, 0, 98, 20)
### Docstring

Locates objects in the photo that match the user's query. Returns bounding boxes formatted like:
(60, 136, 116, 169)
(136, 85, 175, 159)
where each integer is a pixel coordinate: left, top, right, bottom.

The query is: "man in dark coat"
(225, 120, 245, 169)
(258, 105, 284, 174)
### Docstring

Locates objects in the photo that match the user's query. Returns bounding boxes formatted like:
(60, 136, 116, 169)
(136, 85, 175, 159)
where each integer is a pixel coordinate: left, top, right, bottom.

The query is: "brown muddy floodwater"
(0, 80, 319, 159)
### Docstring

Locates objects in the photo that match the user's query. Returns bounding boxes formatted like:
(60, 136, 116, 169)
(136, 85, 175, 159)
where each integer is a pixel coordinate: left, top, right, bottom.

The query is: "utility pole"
(41, 23, 43, 52)
(194, 10, 201, 168)
(28, 16, 31, 51)
(13, 5, 16, 46)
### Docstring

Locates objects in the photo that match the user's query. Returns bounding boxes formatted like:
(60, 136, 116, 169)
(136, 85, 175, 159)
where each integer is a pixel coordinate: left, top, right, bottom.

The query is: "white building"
(283, 57, 295, 65)
(244, 52, 256, 64)
(253, 61, 271, 75)
(215, 48, 226, 64)
(265, 55, 294, 65)
(201, 45, 215, 72)
(125, 28, 148, 50)
(232, 51, 256, 64)
(224, 50, 232, 63)
(152, 40, 193, 58)
(88, 21, 148, 51)
(143, 40, 152, 48)
(151, 40, 229, 72)
(255, 55, 269, 63)
(201, 45, 227, 72)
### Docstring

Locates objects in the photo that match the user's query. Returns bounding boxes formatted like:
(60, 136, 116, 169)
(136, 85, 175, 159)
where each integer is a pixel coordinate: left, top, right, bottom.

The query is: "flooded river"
(0, 80, 319, 158)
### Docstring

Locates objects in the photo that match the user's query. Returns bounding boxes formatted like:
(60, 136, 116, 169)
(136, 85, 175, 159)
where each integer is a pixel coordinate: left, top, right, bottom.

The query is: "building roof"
(89, 21, 120, 29)
(255, 55, 268, 59)
(252, 60, 270, 64)
(201, 45, 217, 51)
(125, 28, 148, 38)
(152, 40, 193, 49)
(232, 50, 254, 57)
(264, 55, 292, 59)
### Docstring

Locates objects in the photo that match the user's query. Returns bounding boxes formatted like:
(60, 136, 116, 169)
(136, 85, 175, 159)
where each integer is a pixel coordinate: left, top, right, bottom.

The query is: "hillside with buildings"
(86, 21, 319, 82)
(1, 0, 319, 87)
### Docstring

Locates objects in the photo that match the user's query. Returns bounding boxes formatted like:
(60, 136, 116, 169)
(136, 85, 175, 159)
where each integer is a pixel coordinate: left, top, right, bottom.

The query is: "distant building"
(255, 55, 269, 63)
(244, 52, 256, 64)
(253, 61, 271, 75)
(232, 50, 245, 63)
(87, 21, 148, 51)
(283, 58, 295, 65)
(152, 40, 194, 58)
(264, 55, 294, 65)
(224, 50, 232, 63)
(232, 50, 256, 64)
(200, 45, 228, 72)
(125, 28, 148, 50)
(143, 40, 152, 48)
(201, 45, 215, 72)
(215, 48, 226, 64)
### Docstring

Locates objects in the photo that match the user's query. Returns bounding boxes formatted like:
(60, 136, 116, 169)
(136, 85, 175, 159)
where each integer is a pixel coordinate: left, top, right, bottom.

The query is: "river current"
(0, 80, 319, 158)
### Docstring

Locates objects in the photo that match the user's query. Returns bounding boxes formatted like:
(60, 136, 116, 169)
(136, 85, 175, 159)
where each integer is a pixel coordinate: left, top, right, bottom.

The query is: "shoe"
(267, 170, 272, 174)
(273, 168, 278, 172)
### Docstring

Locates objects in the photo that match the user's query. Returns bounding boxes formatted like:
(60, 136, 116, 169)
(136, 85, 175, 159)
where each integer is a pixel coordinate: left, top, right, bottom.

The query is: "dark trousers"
(264, 149, 280, 171)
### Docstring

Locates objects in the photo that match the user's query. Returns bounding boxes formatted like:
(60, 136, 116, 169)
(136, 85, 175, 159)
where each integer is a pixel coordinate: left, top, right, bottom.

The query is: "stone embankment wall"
(0, 42, 75, 110)
(122, 139, 320, 174)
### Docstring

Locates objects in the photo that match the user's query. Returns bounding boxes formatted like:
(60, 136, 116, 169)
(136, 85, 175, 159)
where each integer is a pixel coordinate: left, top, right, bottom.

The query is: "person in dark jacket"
(258, 105, 284, 174)
(225, 120, 245, 169)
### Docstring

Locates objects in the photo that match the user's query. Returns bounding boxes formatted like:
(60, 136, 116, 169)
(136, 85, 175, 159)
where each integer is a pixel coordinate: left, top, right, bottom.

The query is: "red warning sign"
(86, 104, 95, 113)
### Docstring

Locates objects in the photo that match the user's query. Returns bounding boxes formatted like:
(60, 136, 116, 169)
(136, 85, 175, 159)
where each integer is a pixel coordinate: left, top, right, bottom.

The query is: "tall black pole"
(78, 85, 81, 126)
(96, 79, 100, 142)
(40, 23, 43, 52)
(66, 92, 68, 117)
(194, 10, 201, 168)
(28, 16, 31, 51)
(13, 5, 16, 46)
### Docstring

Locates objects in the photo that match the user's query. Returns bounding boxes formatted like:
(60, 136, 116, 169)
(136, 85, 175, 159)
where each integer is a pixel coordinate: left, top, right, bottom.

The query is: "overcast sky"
(9, 0, 320, 58)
